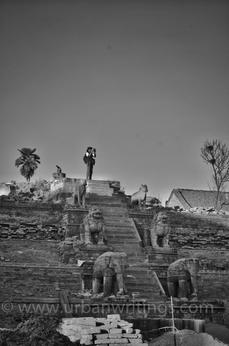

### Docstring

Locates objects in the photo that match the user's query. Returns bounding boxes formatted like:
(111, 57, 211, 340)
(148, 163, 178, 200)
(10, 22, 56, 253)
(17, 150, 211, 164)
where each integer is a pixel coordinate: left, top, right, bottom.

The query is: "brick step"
(101, 212, 129, 217)
(87, 199, 126, 205)
(106, 238, 138, 242)
(86, 195, 126, 201)
(104, 219, 132, 225)
(104, 218, 132, 222)
(105, 224, 138, 230)
(107, 226, 136, 233)
(106, 229, 137, 233)
(105, 224, 134, 230)
(100, 209, 129, 214)
(107, 241, 140, 246)
(109, 246, 142, 253)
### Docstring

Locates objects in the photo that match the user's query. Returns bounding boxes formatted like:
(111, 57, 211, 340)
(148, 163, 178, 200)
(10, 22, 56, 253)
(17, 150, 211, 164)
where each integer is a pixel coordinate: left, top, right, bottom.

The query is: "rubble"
(57, 315, 148, 346)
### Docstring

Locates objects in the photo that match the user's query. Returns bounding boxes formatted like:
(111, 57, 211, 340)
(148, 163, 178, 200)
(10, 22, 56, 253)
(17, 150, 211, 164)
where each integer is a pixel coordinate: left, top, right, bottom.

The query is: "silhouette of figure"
(83, 147, 96, 180)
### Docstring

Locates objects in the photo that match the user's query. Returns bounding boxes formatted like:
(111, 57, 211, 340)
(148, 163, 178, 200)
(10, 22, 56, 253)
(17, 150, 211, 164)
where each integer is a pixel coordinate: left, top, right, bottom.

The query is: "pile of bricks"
(58, 315, 148, 346)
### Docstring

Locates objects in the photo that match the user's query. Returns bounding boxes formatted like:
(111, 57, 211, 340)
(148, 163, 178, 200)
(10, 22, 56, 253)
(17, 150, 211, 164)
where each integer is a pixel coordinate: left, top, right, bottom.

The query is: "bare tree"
(201, 139, 229, 210)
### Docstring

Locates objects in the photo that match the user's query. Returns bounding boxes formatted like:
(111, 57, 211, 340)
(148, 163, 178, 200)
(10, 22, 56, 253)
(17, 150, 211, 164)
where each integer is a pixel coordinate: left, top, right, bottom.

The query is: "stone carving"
(167, 258, 199, 300)
(131, 184, 148, 208)
(92, 251, 128, 297)
(73, 179, 87, 207)
(150, 211, 170, 248)
(52, 165, 66, 180)
(80, 207, 106, 245)
(58, 237, 82, 264)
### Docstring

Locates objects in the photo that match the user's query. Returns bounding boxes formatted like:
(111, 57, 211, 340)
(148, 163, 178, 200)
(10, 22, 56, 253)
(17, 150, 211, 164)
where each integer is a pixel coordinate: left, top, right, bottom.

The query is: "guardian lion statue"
(80, 207, 106, 245)
(150, 211, 170, 248)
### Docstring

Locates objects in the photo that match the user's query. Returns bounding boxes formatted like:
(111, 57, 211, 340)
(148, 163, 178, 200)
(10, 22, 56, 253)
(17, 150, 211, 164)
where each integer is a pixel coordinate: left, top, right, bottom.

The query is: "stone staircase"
(86, 181, 163, 300)
(86, 194, 143, 262)
(86, 180, 115, 196)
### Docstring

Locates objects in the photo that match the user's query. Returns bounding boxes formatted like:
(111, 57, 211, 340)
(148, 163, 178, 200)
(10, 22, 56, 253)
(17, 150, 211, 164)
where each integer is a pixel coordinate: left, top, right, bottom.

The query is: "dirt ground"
(149, 326, 229, 346)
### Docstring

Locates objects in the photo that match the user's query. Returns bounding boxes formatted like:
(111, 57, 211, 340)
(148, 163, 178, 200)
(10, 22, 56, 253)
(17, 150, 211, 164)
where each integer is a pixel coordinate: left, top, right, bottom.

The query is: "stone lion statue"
(150, 211, 171, 248)
(131, 184, 148, 208)
(80, 207, 106, 245)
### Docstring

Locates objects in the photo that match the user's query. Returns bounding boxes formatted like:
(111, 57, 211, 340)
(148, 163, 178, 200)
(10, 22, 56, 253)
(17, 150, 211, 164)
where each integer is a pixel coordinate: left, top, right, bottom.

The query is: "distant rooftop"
(167, 188, 229, 211)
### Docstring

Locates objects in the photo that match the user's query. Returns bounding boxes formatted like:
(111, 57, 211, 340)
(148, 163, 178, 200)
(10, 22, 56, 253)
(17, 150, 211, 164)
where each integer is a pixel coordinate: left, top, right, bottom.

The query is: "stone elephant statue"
(93, 251, 128, 297)
(167, 258, 199, 300)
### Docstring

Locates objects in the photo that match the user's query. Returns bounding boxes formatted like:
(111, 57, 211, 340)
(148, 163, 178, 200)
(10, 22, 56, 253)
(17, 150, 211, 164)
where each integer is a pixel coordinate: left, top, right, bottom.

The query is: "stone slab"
(95, 340, 112, 344)
(109, 329, 123, 334)
(96, 334, 109, 340)
(122, 327, 133, 333)
(108, 334, 123, 339)
(108, 344, 129, 346)
(106, 339, 128, 344)
(81, 327, 102, 334)
(118, 322, 133, 328)
(107, 314, 121, 321)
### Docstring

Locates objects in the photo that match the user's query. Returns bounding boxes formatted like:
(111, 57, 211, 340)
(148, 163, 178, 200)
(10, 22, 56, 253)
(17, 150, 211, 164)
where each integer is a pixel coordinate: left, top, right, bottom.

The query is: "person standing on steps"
(83, 147, 96, 180)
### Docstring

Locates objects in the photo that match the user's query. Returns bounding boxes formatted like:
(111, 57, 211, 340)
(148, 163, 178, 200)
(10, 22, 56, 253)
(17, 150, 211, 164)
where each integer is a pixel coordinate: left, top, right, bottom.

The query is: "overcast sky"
(1, 0, 229, 203)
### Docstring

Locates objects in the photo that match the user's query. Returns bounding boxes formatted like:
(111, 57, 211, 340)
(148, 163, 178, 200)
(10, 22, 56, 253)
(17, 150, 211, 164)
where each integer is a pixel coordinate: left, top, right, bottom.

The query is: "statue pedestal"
(59, 240, 112, 264)
(86, 180, 120, 196)
(147, 247, 178, 264)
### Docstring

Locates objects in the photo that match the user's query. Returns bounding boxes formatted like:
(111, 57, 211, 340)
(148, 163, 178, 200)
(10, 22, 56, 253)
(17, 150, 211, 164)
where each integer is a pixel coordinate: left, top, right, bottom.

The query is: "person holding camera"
(83, 147, 96, 180)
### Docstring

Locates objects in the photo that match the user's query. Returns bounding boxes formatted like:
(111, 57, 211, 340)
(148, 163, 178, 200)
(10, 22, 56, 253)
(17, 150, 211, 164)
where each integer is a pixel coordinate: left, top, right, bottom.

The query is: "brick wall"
(132, 210, 229, 250)
(0, 223, 64, 240)
(0, 201, 64, 240)
(0, 264, 81, 300)
(198, 271, 229, 300)
(0, 201, 63, 224)
(0, 240, 60, 264)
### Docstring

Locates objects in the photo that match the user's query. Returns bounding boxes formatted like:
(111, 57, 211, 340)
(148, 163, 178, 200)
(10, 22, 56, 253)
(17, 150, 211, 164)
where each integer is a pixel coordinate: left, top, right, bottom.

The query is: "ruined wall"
(0, 264, 81, 300)
(0, 201, 63, 223)
(0, 240, 60, 265)
(198, 271, 229, 300)
(132, 209, 229, 250)
(0, 201, 64, 240)
(63, 208, 88, 238)
(132, 210, 229, 305)
(169, 212, 229, 249)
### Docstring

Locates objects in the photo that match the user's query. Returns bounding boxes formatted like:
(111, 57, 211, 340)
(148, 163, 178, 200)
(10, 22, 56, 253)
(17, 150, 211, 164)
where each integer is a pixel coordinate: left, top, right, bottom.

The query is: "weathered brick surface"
(132, 210, 229, 250)
(198, 271, 229, 300)
(0, 222, 64, 240)
(0, 201, 64, 240)
(0, 264, 81, 300)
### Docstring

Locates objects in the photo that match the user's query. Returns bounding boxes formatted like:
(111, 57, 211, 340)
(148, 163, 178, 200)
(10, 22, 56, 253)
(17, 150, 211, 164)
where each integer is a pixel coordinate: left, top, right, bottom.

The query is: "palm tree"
(15, 148, 41, 182)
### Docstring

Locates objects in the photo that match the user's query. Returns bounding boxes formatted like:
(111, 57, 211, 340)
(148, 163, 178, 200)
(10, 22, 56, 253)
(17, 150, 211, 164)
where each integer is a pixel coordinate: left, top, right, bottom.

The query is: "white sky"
(1, 0, 229, 203)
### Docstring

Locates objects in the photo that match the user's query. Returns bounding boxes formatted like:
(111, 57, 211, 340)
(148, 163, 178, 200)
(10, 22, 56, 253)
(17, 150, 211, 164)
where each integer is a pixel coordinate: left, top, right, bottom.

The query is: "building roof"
(167, 188, 229, 211)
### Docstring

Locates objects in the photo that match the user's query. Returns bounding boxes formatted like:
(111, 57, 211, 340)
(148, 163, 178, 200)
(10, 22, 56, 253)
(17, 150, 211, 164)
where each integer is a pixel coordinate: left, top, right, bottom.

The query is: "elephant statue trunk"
(167, 258, 199, 300)
(92, 251, 128, 297)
